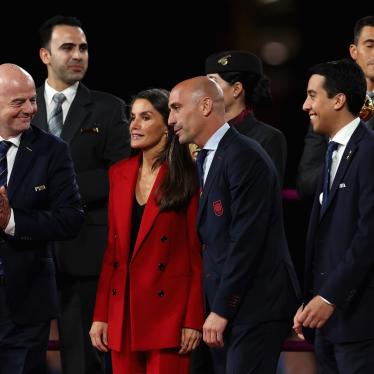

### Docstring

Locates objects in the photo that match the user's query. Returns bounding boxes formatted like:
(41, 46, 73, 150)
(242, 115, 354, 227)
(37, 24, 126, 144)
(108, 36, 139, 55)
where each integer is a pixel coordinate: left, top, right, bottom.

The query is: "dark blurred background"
(1, 0, 370, 280)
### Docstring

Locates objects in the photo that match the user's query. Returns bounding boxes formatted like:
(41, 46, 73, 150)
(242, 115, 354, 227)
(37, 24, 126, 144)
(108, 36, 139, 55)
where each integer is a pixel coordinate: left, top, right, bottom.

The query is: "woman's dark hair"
(218, 71, 272, 105)
(130, 88, 197, 212)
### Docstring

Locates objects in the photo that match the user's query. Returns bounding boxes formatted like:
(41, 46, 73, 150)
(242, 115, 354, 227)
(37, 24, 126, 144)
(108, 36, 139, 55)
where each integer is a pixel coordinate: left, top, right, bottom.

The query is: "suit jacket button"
(112, 288, 117, 296)
(113, 261, 119, 269)
(158, 263, 166, 271)
(114, 233, 118, 240)
(160, 235, 168, 242)
(158, 290, 165, 297)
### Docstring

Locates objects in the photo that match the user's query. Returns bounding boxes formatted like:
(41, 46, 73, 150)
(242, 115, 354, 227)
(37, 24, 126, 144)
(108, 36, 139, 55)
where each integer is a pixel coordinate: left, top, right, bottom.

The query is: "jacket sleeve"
(212, 151, 276, 319)
(297, 123, 327, 199)
(13, 140, 84, 241)
(92, 166, 116, 322)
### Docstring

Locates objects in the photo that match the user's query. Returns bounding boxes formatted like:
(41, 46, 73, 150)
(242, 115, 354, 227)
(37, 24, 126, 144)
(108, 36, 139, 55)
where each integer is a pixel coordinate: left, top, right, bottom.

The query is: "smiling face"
(0, 67, 37, 139)
(302, 74, 339, 136)
(129, 98, 168, 152)
(40, 25, 88, 89)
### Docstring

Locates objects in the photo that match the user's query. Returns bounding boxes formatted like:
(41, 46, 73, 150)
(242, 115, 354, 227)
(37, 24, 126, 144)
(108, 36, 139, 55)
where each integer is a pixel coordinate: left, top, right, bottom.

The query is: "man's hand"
(203, 312, 228, 348)
(293, 305, 305, 340)
(296, 296, 335, 330)
(0, 186, 11, 230)
(89, 321, 109, 352)
(179, 328, 201, 354)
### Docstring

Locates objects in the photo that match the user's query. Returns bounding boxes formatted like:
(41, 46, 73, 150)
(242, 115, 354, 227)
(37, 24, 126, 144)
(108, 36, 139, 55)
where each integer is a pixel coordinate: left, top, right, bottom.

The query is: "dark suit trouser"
(58, 274, 105, 374)
(189, 340, 214, 374)
(314, 330, 374, 374)
(210, 320, 291, 374)
(0, 286, 49, 374)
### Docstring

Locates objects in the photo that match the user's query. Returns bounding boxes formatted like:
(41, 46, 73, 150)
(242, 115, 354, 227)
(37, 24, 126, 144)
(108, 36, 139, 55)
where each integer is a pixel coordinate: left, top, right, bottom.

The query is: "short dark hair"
(130, 88, 198, 212)
(308, 58, 366, 116)
(353, 15, 374, 44)
(39, 15, 82, 49)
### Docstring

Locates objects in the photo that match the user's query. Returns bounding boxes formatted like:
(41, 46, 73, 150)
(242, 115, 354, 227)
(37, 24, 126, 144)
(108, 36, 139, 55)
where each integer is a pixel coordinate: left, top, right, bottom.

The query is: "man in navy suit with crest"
(169, 76, 299, 374)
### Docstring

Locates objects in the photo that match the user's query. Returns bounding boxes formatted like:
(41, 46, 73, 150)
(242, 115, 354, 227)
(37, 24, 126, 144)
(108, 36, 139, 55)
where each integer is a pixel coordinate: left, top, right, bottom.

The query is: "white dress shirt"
(44, 80, 79, 123)
(200, 123, 230, 185)
(319, 118, 360, 205)
(0, 133, 22, 235)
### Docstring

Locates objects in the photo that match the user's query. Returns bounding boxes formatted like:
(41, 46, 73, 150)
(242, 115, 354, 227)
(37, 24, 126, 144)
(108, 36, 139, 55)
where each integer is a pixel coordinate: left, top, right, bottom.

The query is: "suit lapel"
(130, 162, 166, 263)
(33, 85, 49, 132)
(197, 128, 233, 225)
(113, 156, 139, 263)
(319, 123, 364, 220)
(7, 128, 37, 201)
(61, 83, 92, 143)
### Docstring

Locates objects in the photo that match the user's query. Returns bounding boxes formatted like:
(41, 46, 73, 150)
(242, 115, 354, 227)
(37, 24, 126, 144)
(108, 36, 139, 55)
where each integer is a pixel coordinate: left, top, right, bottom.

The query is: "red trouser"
(111, 306, 190, 374)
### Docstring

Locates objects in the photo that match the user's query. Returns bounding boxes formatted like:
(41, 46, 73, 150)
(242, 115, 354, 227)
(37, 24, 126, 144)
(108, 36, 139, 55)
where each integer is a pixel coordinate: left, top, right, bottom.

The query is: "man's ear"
(334, 93, 346, 110)
(201, 97, 213, 117)
(39, 48, 51, 64)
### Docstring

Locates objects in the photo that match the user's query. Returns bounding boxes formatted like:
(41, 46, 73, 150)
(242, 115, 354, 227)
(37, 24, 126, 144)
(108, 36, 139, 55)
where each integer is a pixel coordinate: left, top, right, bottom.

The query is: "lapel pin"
(346, 150, 352, 160)
(25, 147, 32, 152)
(34, 185, 46, 192)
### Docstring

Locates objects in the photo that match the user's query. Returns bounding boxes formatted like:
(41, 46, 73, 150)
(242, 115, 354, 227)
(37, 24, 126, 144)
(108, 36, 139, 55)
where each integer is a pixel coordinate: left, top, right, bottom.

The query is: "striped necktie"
(49, 93, 66, 137)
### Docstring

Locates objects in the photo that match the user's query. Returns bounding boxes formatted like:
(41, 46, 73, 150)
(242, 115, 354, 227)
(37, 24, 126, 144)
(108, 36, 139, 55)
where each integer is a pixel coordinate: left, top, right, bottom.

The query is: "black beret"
(205, 50, 263, 76)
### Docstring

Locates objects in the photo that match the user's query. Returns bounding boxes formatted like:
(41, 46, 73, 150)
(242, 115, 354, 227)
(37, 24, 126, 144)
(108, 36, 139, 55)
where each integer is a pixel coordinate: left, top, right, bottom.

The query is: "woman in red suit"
(89, 88, 204, 373)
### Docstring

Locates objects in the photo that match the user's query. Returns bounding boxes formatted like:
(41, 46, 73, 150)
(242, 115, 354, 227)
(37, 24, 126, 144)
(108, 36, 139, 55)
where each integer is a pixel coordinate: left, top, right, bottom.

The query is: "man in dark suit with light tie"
(293, 59, 374, 373)
(0, 64, 83, 374)
(32, 15, 130, 374)
(168, 76, 299, 374)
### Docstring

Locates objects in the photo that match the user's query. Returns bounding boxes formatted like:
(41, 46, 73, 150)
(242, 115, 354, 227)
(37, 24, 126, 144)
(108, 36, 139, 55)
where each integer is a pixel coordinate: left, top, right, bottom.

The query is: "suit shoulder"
(110, 156, 134, 174)
(29, 124, 67, 147)
(88, 89, 125, 106)
(237, 115, 285, 139)
(226, 129, 271, 163)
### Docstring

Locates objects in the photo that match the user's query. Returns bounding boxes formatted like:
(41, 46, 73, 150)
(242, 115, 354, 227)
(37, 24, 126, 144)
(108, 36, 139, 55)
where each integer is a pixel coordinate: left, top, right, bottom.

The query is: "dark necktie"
(196, 149, 208, 189)
(0, 140, 11, 187)
(321, 140, 339, 214)
(0, 140, 11, 280)
(49, 93, 66, 137)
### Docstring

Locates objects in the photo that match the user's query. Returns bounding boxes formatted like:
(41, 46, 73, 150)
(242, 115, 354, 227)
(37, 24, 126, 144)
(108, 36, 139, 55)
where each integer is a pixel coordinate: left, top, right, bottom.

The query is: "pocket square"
(34, 185, 46, 192)
(339, 183, 346, 189)
(80, 127, 100, 134)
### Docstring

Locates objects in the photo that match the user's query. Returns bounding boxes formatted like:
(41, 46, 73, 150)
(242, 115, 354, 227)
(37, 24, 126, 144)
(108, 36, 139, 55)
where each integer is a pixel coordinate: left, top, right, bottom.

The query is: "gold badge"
(217, 54, 231, 66)
(34, 185, 46, 192)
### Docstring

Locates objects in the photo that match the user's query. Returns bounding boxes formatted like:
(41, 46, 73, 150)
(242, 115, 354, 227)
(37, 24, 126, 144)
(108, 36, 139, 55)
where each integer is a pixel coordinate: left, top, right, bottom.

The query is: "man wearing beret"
(205, 50, 287, 186)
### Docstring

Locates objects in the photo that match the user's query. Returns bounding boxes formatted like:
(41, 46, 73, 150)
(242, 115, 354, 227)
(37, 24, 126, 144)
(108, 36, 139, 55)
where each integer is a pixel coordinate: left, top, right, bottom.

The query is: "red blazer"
(93, 155, 204, 352)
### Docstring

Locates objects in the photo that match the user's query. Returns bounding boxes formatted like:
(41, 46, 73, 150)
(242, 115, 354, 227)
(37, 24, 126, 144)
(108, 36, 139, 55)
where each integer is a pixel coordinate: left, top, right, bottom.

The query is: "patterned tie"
(320, 141, 339, 215)
(0, 140, 11, 187)
(196, 148, 208, 189)
(49, 93, 66, 137)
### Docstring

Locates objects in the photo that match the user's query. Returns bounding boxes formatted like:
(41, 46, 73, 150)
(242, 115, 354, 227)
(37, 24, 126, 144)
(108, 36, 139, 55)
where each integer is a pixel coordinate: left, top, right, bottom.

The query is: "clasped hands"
(0, 186, 11, 230)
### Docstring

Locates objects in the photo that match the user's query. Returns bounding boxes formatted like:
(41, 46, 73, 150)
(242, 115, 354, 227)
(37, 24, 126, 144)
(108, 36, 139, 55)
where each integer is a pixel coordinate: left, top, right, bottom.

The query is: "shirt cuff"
(319, 295, 333, 305)
(5, 208, 15, 236)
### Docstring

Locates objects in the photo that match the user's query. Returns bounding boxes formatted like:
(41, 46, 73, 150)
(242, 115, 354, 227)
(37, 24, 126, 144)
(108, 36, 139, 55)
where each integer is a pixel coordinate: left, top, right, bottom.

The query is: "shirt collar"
(0, 133, 22, 148)
(44, 80, 79, 105)
(203, 123, 230, 151)
(331, 117, 360, 146)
